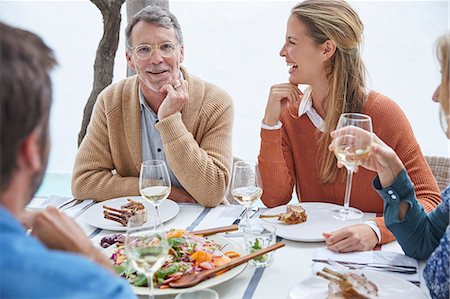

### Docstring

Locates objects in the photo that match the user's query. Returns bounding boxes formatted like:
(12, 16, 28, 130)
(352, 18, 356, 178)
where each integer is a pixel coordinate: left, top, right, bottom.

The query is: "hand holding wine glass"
(139, 160, 171, 227)
(125, 216, 169, 299)
(330, 113, 373, 221)
(330, 125, 404, 189)
(231, 161, 263, 227)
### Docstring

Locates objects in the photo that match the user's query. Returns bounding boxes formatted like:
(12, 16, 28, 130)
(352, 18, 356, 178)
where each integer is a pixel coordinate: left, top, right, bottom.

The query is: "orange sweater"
(258, 91, 441, 244)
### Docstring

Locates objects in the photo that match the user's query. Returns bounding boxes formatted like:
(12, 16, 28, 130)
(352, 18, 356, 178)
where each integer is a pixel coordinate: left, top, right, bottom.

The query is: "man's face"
(126, 21, 184, 92)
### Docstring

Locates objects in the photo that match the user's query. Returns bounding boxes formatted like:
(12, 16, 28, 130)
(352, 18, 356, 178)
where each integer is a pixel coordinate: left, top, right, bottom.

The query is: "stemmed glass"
(139, 160, 171, 228)
(125, 216, 169, 299)
(231, 161, 263, 227)
(330, 113, 373, 221)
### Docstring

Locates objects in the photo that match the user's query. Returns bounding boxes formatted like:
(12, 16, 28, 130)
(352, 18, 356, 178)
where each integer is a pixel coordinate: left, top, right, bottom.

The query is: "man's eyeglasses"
(130, 42, 178, 60)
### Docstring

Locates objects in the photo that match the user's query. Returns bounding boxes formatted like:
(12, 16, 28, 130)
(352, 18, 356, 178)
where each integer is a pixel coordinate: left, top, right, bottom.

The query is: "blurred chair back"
(425, 155, 450, 191)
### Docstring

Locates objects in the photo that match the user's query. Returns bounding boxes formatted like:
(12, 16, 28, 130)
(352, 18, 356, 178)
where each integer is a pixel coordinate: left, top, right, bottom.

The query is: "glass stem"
(154, 205, 161, 229)
(343, 169, 354, 212)
(147, 273, 154, 299)
(244, 204, 251, 226)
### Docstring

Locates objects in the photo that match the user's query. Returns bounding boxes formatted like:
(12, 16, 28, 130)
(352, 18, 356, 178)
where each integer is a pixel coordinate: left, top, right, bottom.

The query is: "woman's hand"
(329, 126, 404, 188)
(323, 224, 378, 252)
(262, 83, 302, 126)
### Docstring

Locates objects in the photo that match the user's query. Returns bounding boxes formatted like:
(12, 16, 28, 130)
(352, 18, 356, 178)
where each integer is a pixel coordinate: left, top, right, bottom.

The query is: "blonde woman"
(330, 34, 449, 299)
(258, 0, 441, 252)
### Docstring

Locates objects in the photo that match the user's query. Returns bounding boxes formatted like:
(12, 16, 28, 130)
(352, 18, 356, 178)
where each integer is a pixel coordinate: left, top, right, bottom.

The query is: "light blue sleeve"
(3, 250, 137, 299)
(372, 169, 449, 259)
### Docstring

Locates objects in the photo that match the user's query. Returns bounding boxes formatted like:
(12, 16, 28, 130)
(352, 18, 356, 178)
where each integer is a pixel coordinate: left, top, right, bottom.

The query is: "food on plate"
(103, 198, 147, 226)
(260, 204, 307, 224)
(317, 267, 378, 299)
(100, 233, 125, 248)
(110, 229, 241, 288)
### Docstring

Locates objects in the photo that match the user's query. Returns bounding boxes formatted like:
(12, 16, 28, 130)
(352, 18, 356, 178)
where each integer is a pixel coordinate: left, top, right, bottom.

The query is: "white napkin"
(64, 199, 95, 218)
(314, 248, 420, 284)
(26, 195, 72, 210)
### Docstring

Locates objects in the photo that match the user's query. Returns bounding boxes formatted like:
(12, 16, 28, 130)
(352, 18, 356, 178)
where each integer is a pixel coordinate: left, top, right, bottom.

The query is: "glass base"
(330, 207, 363, 221)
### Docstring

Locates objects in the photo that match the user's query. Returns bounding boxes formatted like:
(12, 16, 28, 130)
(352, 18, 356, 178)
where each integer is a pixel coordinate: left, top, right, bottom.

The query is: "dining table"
(65, 200, 431, 299)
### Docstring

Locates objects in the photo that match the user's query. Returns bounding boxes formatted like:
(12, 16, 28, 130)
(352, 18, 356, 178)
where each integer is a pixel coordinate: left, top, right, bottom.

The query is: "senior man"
(72, 6, 233, 207)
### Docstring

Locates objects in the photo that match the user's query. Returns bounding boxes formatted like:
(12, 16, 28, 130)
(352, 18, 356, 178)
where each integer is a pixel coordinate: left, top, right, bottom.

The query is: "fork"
(71, 201, 96, 218)
(327, 258, 350, 272)
(315, 259, 417, 274)
(58, 199, 83, 211)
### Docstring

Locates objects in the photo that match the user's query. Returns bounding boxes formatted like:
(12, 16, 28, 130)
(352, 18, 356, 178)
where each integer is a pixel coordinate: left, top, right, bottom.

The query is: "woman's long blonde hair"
(437, 34, 450, 115)
(292, 0, 367, 183)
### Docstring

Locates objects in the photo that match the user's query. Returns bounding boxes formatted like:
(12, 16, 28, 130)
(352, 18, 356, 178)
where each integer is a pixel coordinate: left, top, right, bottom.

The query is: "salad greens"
(110, 229, 240, 288)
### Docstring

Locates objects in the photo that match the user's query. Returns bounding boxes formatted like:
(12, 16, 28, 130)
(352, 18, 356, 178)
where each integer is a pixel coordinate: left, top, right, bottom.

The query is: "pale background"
(1, 0, 449, 196)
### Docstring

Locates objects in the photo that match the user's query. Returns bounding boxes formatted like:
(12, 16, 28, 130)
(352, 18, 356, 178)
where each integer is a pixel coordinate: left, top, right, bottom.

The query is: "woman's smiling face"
(280, 15, 325, 86)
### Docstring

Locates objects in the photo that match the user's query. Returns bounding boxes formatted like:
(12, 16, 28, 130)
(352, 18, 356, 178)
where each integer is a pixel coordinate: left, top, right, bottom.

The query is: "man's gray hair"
(125, 5, 183, 50)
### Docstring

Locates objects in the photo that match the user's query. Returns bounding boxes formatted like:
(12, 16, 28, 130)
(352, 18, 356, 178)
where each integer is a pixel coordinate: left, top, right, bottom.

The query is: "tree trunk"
(78, 0, 125, 147)
(126, 0, 169, 76)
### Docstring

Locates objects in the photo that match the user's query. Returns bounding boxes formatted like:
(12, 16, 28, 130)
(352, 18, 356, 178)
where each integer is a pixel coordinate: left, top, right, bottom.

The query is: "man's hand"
(30, 207, 114, 271)
(323, 224, 378, 252)
(170, 186, 196, 203)
(158, 79, 189, 120)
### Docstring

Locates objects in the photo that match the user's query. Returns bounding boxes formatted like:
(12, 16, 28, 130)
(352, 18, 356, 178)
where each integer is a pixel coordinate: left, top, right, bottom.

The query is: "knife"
(312, 259, 417, 273)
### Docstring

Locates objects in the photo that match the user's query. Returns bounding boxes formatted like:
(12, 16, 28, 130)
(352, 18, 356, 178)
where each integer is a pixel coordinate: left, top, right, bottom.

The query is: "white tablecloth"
(71, 202, 430, 299)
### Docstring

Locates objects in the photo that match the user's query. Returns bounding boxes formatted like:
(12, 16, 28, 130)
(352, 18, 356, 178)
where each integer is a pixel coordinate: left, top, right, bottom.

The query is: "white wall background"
(1, 0, 449, 176)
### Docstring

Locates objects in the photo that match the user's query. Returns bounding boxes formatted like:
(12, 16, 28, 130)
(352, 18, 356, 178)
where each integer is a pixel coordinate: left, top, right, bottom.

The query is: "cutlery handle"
(312, 259, 417, 271)
(207, 241, 285, 276)
(191, 225, 239, 236)
(259, 214, 283, 218)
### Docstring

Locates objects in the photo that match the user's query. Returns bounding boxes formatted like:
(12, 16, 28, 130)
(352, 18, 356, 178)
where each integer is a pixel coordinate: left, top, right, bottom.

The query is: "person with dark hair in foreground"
(0, 22, 136, 299)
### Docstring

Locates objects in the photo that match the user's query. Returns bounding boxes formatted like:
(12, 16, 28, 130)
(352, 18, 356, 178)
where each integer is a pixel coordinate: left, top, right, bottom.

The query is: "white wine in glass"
(126, 217, 169, 299)
(331, 113, 373, 221)
(139, 160, 171, 227)
(231, 161, 263, 227)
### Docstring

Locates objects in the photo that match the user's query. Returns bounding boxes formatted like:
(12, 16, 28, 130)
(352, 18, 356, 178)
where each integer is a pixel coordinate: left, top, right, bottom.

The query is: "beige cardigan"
(72, 67, 233, 207)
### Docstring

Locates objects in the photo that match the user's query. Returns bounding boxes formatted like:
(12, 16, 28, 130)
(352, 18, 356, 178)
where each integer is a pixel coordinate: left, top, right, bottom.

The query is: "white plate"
(83, 196, 179, 231)
(104, 235, 246, 296)
(289, 271, 426, 299)
(260, 203, 361, 242)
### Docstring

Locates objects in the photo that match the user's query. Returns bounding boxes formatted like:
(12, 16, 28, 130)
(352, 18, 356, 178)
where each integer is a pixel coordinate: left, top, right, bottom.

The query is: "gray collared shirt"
(139, 87, 182, 189)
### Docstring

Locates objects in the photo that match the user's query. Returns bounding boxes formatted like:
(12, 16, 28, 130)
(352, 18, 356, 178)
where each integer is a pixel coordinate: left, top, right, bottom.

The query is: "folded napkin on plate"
(26, 195, 72, 210)
(313, 247, 420, 284)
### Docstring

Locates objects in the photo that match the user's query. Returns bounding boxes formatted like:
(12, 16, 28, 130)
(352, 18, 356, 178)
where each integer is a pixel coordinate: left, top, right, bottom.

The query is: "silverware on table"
(57, 199, 83, 211)
(232, 207, 260, 225)
(56, 198, 76, 210)
(71, 201, 96, 218)
(313, 258, 417, 274)
(232, 209, 246, 225)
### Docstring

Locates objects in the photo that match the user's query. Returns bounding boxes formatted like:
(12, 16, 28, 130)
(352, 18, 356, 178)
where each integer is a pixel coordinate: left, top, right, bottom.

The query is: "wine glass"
(330, 113, 373, 221)
(231, 161, 263, 227)
(139, 160, 171, 228)
(125, 216, 169, 299)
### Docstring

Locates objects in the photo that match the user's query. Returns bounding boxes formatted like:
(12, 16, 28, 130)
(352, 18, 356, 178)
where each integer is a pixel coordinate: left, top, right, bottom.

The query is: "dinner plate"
(260, 202, 361, 242)
(83, 196, 179, 231)
(288, 271, 427, 298)
(103, 235, 246, 296)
